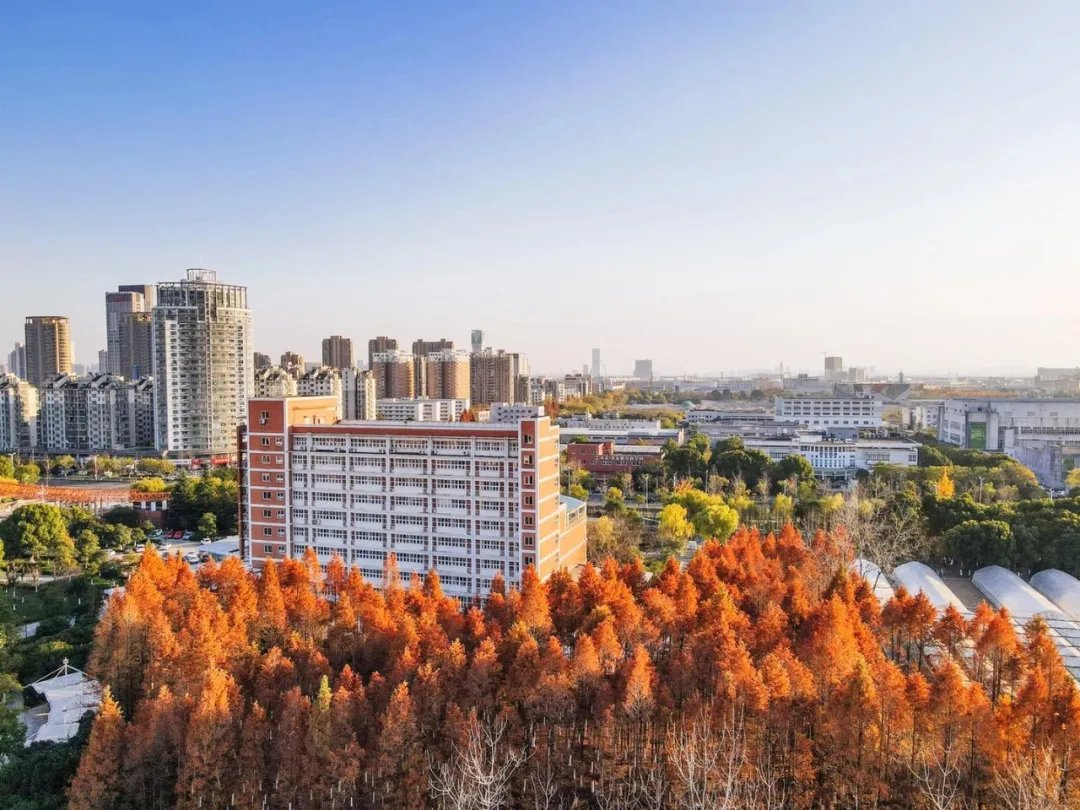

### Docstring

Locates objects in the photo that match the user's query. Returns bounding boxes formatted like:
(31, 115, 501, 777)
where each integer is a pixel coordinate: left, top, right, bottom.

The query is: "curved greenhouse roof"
(1030, 569, 1080, 620)
(972, 565, 1066, 621)
(892, 561, 966, 614)
(851, 559, 895, 605)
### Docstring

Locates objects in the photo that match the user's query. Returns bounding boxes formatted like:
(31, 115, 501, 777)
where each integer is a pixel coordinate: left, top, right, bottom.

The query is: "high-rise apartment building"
(368, 336, 398, 369)
(471, 330, 484, 354)
(425, 349, 471, 401)
(591, 348, 601, 378)
(152, 269, 253, 457)
(7, 343, 26, 380)
(105, 285, 155, 376)
(321, 336, 353, 370)
(411, 339, 453, 395)
(254, 366, 298, 398)
(0, 373, 39, 451)
(238, 397, 587, 602)
(38, 373, 154, 453)
(113, 311, 153, 379)
(342, 368, 377, 421)
(371, 350, 415, 399)
(254, 352, 272, 371)
(24, 316, 73, 388)
(634, 359, 654, 381)
(470, 349, 521, 407)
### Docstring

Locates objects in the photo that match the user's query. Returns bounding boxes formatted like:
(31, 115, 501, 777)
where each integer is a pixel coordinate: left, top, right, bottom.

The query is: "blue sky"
(3, 2, 1080, 376)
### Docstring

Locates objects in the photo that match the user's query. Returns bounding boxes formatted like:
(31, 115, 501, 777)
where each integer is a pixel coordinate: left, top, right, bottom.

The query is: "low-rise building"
(238, 397, 587, 603)
(376, 398, 468, 422)
(938, 399, 1080, 451)
(743, 433, 919, 479)
(490, 403, 545, 423)
(565, 441, 663, 477)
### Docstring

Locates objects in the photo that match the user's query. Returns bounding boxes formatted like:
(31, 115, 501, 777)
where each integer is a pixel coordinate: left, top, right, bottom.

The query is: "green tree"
(0, 504, 76, 572)
(75, 529, 105, 575)
(0, 455, 15, 479)
(774, 454, 814, 489)
(942, 519, 1015, 570)
(131, 477, 168, 494)
(197, 512, 218, 539)
(587, 516, 640, 563)
(51, 455, 77, 475)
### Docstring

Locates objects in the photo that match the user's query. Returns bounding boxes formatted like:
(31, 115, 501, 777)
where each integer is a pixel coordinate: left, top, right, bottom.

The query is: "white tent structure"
(23, 660, 101, 745)
(851, 558, 895, 605)
(1030, 569, 1080, 620)
(973, 565, 1080, 681)
(892, 561, 967, 614)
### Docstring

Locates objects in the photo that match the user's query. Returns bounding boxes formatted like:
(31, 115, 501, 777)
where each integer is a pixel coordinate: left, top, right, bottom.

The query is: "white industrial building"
(937, 399, 1080, 451)
(774, 395, 883, 431)
(375, 397, 468, 422)
(743, 434, 917, 478)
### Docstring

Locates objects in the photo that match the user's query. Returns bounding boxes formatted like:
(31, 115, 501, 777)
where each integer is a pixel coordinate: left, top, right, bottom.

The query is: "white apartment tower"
(152, 269, 253, 457)
(0, 373, 39, 451)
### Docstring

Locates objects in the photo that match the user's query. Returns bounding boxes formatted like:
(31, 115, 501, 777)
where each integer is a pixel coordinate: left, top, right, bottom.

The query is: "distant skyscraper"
(152, 269, 252, 456)
(824, 355, 844, 380)
(115, 311, 153, 379)
(321, 335, 353, 370)
(367, 336, 398, 369)
(411, 339, 453, 394)
(471, 329, 484, 354)
(105, 285, 155, 376)
(24, 316, 73, 387)
(6, 343, 26, 380)
(634, 359, 654, 381)
(98, 349, 109, 373)
(253, 352, 272, 371)
(591, 348, 601, 378)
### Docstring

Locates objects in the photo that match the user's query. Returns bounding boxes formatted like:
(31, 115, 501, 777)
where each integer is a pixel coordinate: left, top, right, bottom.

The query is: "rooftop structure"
(892, 562, 967, 614)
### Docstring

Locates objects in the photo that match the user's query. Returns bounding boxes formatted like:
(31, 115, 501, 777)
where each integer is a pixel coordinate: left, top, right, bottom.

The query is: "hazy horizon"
(4, 3, 1080, 377)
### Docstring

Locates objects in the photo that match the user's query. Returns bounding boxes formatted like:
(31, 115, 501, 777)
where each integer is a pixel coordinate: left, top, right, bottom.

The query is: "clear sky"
(3, 2, 1079, 377)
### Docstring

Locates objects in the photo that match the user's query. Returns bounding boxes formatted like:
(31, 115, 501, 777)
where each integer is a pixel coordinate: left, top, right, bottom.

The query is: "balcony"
(351, 463, 385, 474)
(352, 517, 386, 531)
(390, 483, 424, 495)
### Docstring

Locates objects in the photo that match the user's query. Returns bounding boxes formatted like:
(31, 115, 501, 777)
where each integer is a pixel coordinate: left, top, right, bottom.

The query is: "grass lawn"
(4, 581, 101, 626)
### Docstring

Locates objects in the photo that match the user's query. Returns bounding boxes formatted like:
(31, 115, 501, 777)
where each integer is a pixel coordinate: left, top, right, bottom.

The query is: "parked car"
(134, 543, 146, 553)
(198, 550, 211, 562)
(147, 529, 164, 540)
(160, 541, 172, 551)
(184, 551, 200, 565)
(181, 530, 194, 541)
(200, 537, 213, 546)
(171, 530, 184, 540)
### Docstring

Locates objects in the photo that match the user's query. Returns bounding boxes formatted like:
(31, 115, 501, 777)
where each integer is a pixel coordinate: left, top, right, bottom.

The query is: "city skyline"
(4, 4, 1080, 375)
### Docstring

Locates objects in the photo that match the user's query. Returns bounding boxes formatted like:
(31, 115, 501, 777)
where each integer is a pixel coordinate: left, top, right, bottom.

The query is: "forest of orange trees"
(71, 527, 1080, 809)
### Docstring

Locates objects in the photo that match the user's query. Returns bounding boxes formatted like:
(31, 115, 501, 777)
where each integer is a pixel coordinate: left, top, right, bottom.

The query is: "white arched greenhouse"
(972, 565, 1080, 681)
(851, 559, 895, 605)
(892, 561, 967, 615)
(1030, 569, 1080, 620)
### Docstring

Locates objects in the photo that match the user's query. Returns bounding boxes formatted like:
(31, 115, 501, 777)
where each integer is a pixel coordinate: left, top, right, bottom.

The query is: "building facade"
(633, 359, 653, 381)
(938, 399, 1080, 451)
(490, 403, 545, 423)
(105, 285, 155, 376)
(238, 397, 587, 602)
(367, 336, 397, 369)
(342, 368, 377, 421)
(7, 343, 26, 380)
(296, 367, 343, 418)
(152, 269, 253, 457)
(372, 350, 415, 399)
(744, 434, 919, 479)
(321, 335, 353, 370)
(24, 316, 73, 388)
(0, 373, 38, 451)
(424, 348, 471, 401)
(254, 366, 298, 398)
(470, 349, 519, 407)
(38, 373, 154, 453)
(775, 395, 883, 431)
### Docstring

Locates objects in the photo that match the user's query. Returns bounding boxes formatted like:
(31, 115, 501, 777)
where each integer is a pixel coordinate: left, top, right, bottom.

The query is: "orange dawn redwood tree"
(70, 527, 1080, 808)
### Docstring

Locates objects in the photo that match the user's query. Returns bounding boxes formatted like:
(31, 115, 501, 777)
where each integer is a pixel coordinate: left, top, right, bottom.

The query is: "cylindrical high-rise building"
(152, 269, 252, 457)
(24, 316, 73, 387)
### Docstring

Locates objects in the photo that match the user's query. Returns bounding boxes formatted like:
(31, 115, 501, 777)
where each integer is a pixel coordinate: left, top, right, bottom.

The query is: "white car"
(184, 551, 200, 565)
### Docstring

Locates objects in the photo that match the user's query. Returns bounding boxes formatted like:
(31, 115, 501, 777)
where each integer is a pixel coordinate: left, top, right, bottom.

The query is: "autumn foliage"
(71, 528, 1080, 809)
